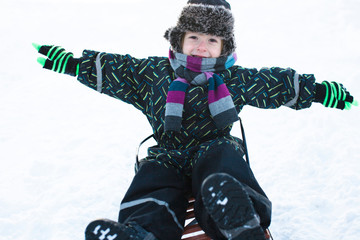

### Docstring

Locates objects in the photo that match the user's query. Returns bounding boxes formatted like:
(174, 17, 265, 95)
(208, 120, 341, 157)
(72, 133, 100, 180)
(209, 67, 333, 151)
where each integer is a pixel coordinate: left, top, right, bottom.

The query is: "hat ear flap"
(222, 34, 236, 56)
(164, 27, 184, 53)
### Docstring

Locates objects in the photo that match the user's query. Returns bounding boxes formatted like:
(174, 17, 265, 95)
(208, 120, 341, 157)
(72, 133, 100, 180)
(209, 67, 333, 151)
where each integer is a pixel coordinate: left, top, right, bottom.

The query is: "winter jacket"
(77, 50, 316, 175)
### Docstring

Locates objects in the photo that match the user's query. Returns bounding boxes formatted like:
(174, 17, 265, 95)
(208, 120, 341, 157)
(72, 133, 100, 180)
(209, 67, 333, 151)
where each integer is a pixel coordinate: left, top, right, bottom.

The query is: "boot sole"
(201, 173, 266, 240)
(85, 219, 127, 240)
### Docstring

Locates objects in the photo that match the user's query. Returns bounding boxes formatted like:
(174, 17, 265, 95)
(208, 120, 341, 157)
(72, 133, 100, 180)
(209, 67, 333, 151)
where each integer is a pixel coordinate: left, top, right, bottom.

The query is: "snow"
(1, 0, 359, 239)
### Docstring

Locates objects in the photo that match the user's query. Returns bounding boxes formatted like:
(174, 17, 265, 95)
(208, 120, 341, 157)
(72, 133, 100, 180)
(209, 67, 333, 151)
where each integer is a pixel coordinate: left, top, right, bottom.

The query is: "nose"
(197, 40, 207, 52)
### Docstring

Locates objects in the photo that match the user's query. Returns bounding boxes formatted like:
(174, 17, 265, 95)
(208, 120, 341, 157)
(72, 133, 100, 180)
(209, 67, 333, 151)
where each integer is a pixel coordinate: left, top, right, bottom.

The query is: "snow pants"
(118, 141, 271, 240)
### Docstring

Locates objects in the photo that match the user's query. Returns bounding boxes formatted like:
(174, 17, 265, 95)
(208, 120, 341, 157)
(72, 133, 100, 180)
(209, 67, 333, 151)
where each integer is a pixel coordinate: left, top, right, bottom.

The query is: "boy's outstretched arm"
(314, 81, 358, 110)
(33, 43, 79, 77)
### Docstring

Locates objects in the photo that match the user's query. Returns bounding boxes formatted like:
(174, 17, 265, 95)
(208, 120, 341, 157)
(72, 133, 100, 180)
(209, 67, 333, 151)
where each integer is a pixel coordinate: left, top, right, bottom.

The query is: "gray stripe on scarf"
(192, 74, 208, 85)
(209, 95, 236, 116)
(171, 60, 181, 72)
(165, 103, 184, 117)
(201, 57, 217, 72)
(175, 52, 187, 64)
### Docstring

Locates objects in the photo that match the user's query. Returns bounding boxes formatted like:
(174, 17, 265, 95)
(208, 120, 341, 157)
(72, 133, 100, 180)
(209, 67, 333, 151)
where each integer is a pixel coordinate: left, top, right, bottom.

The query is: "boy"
(33, 0, 356, 239)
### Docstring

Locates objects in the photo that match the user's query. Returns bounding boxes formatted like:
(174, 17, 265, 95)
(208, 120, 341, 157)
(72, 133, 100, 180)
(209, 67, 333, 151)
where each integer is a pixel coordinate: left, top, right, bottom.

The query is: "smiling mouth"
(192, 55, 207, 58)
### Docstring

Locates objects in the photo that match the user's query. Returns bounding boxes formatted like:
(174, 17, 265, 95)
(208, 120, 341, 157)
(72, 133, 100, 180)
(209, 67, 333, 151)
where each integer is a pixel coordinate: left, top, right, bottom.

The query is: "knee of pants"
(118, 161, 190, 239)
(123, 161, 191, 199)
(191, 143, 272, 230)
(191, 142, 263, 196)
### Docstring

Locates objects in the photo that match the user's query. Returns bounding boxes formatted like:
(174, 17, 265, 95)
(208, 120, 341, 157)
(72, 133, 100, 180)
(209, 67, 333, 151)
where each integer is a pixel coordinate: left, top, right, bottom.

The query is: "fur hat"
(164, 0, 236, 56)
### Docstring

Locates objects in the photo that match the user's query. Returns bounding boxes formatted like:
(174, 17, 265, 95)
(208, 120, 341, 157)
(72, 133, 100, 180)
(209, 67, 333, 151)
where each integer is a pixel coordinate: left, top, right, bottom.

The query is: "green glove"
(33, 43, 79, 76)
(316, 81, 358, 110)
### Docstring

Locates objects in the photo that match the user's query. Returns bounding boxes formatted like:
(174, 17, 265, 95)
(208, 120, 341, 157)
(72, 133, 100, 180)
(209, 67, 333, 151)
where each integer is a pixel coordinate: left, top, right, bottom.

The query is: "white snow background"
(1, 0, 359, 239)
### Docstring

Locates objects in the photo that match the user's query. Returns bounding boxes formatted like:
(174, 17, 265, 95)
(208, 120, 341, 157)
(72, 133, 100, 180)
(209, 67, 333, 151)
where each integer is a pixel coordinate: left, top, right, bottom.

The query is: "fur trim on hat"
(164, 3, 236, 56)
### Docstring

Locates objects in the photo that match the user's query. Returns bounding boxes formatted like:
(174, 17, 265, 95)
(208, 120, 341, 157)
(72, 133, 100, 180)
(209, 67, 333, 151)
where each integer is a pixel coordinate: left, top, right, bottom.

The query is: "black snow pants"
(118, 141, 272, 240)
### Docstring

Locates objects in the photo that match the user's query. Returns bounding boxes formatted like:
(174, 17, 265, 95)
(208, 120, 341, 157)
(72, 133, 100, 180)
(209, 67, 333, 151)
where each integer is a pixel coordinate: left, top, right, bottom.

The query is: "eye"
(188, 35, 198, 40)
(209, 38, 219, 43)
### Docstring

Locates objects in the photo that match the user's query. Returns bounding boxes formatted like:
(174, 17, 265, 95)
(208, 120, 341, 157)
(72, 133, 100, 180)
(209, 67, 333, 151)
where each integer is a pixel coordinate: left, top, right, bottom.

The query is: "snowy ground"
(1, 0, 359, 239)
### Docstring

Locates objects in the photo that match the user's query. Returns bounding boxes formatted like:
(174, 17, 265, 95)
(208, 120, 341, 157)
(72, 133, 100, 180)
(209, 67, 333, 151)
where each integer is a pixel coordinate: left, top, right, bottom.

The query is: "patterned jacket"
(77, 50, 316, 175)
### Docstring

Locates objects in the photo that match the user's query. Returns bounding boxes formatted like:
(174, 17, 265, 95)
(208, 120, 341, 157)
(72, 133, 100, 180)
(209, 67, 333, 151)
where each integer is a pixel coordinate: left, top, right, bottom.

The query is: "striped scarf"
(165, 50, 239, 132)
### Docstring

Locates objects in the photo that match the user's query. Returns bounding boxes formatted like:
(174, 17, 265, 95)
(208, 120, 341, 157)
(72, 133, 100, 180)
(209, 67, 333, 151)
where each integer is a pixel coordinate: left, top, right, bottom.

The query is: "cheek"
(209, 45, 222, 58)
(182, 42, 193, 55)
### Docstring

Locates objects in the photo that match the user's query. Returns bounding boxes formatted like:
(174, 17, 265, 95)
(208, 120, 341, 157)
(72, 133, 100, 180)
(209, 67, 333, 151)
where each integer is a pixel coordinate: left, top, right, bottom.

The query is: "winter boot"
(85, 219, 158, 240)
(201, 173, 266, 240)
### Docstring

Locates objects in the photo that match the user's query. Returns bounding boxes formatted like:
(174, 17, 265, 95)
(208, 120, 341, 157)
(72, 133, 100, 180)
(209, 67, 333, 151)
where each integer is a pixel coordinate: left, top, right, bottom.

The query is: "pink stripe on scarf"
(166, 91, 186, 104)
(176, 78, 189, 84)
(186, 56, 202, 72)
(208, 84, 231, 104)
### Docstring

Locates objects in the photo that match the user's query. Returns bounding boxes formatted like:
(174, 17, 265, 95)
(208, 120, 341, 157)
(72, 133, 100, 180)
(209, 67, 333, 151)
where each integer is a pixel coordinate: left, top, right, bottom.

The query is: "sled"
(136, 118, 273, 239)
(181, 197, 273, 240)
(182, 197, 210, 240)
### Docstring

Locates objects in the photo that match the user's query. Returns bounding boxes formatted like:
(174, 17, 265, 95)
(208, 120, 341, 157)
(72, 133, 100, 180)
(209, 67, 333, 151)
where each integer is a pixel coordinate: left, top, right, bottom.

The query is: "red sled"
(181, 198, 273, 240)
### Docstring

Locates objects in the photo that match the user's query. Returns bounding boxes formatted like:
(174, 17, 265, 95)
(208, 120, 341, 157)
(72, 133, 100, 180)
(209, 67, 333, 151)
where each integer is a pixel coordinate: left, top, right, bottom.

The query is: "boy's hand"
(33, 43, 79, 76)
(317, 81, 358, 110)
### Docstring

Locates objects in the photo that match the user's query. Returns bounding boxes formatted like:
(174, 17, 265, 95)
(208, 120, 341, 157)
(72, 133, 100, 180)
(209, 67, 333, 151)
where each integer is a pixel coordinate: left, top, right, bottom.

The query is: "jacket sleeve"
(77, 50, 157, 113)
(228, 66, 316, 110)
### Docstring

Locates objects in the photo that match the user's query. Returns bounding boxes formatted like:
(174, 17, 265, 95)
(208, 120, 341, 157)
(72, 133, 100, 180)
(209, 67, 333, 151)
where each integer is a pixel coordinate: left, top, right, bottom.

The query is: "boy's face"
(182, 32, 223, 58)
